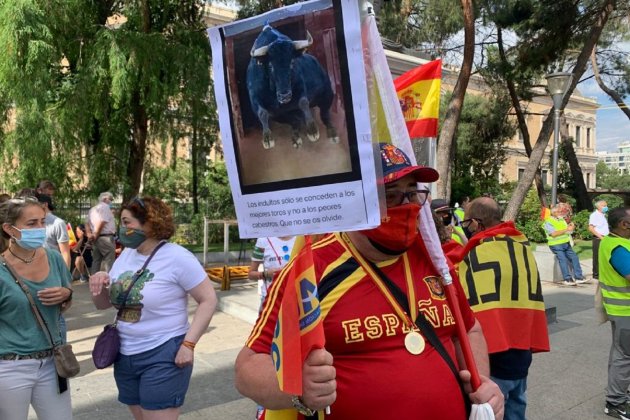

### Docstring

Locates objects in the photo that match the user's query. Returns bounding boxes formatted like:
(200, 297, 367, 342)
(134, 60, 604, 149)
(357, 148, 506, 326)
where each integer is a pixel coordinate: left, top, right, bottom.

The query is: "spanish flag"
(394, 59, 442, 138)
(67, 222, 77, 249)
(266, 236, 325, 420)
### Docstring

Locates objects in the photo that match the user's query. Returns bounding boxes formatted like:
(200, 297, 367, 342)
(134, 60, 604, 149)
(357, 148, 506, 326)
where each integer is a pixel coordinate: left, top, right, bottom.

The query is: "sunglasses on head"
(132, 196, 146, 210)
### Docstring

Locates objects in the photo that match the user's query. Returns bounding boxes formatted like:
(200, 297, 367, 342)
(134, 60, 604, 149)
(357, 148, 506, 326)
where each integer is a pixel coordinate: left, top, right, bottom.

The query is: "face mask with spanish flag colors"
(361, 203, 421, 255)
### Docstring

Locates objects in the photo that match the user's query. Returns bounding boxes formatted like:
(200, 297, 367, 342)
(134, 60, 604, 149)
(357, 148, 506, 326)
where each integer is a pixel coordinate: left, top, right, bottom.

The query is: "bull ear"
(292, 31, 313, 50)
(251, 45, 269, 57)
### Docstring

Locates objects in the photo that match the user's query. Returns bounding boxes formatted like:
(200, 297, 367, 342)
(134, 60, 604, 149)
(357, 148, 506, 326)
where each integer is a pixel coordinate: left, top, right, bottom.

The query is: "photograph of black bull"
(247, 24, 339, 149)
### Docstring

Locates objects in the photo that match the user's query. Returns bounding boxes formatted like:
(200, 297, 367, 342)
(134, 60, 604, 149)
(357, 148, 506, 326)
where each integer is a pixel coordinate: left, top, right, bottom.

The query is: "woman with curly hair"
(89, 196, 217, 420)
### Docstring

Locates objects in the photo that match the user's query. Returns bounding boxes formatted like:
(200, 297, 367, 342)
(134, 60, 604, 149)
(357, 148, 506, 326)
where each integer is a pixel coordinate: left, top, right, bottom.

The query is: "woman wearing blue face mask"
(0, 197, 73, 419)
(89, 196, 217, 420)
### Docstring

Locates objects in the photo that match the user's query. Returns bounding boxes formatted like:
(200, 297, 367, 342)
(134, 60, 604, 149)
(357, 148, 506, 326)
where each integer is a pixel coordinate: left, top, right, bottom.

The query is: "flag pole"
(365, 12, 482, 391)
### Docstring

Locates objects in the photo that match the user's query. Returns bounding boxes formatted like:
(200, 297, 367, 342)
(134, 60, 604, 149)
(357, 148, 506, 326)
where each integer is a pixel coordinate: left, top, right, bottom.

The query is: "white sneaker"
(575, 278, 592, 284)
(563, 280, 577, 286)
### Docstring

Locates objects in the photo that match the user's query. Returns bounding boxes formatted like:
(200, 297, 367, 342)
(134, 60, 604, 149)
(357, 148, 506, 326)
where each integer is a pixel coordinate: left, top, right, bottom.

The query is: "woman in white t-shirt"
(248, 236, 296, 311)
(89, 196, 217, 420)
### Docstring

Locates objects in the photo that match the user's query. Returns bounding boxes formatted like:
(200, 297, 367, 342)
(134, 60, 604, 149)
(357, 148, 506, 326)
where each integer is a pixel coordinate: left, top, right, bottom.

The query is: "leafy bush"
(571, 210, 592, 240)
(516, 219, 546, 243)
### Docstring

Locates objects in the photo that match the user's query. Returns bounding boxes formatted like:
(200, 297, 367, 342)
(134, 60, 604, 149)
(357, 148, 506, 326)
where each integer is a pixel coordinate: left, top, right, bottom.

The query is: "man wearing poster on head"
(235, 143, 504, 420)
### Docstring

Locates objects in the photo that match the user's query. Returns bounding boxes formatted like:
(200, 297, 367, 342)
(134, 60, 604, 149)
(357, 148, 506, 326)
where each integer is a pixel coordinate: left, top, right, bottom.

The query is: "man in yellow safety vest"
(599, 207, 630, 419)
(543, 205, 586, 286)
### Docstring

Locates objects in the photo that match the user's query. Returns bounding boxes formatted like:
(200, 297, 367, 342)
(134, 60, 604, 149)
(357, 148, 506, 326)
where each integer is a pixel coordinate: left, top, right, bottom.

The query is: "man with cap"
(432, 198, 468, 246)
(235, 143, 504, 420)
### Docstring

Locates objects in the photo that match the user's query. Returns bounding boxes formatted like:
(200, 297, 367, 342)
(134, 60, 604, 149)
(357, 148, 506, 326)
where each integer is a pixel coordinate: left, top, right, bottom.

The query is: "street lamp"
(545, 72, 573, 206)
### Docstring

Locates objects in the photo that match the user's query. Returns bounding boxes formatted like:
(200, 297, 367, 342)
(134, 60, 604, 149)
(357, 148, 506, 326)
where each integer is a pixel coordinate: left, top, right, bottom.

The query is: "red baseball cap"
(379, 143, 439, 184)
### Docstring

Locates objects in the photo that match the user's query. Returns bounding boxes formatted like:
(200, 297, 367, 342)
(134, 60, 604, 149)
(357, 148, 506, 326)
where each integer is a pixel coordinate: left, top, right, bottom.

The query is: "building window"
(586, 173, 591, 188)
(621, 156, 625, 162)
(541, 170, 548, 186)
(575, 126, 581, 147)
(586, 127, 591, 148)
(518, 129, 524, 143)
(518, 168, 525, 180)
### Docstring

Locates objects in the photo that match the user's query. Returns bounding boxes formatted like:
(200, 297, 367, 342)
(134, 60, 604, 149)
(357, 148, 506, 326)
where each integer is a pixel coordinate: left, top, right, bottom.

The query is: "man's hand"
(459, 370, 504, 420)
(301, 349, 337, 411)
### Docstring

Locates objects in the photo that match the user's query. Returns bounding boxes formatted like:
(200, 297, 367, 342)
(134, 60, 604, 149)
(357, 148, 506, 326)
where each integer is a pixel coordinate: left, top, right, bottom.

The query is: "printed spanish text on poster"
(208, 0, 379, 238)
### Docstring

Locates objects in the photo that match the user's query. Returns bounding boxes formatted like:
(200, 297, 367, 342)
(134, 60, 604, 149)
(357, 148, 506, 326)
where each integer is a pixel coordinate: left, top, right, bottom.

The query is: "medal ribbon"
(340, 233, 418, 331)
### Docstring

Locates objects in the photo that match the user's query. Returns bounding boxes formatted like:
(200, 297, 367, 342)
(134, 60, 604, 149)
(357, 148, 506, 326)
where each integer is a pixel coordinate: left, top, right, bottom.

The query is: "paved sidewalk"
(33, 281, 257, 420)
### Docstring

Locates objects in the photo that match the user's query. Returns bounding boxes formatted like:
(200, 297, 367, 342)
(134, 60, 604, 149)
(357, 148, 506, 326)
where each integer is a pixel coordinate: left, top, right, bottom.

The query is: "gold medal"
(404, 331, 425, 355)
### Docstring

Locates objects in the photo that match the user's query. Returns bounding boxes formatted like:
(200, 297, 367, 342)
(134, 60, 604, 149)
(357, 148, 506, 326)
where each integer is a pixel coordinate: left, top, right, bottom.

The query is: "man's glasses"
(461, 218, 482, 229)
(384, 189, 430, 207)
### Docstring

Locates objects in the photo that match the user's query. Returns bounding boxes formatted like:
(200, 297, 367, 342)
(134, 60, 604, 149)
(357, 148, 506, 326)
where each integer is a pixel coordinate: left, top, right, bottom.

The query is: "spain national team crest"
(423, 276, 445, 300)
(298, 277, 321, 333)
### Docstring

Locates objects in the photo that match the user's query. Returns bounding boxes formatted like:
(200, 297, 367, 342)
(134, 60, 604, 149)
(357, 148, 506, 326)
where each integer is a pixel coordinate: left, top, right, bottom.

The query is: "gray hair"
(596, 200, 607, 209)
(98, 192, 114, 202)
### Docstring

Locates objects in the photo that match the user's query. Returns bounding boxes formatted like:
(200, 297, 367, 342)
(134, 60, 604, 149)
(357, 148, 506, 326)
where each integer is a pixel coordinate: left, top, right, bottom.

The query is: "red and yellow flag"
(271, 235, 325, 395)
(394, 59, 442, 138)
(67, 222, 77, 249)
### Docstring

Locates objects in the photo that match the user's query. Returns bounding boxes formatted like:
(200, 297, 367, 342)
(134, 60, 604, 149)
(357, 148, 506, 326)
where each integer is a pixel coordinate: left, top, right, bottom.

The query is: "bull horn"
(293, 31, 313, 50)
(250, 45, 269, 57)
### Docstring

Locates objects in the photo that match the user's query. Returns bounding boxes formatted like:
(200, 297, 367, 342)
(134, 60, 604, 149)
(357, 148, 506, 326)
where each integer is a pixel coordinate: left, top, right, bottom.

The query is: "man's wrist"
(291, 395, 315, 416)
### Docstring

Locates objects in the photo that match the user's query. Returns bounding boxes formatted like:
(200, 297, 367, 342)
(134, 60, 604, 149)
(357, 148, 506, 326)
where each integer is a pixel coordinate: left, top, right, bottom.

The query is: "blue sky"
(578, 78, 630, 153)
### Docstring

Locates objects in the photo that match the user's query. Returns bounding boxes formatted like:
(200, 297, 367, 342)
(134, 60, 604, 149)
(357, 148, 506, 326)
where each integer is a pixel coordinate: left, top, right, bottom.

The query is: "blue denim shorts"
(114, 334, 193, 410)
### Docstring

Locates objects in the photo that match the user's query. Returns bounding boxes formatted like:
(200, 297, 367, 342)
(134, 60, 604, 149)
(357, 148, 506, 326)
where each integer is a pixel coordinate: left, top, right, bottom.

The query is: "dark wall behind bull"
(227, 12, 337, 134)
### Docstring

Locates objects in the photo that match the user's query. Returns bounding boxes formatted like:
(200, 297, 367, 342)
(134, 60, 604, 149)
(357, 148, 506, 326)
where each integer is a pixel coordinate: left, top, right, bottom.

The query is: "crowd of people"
(0, 155, 626, 420)
(0, 184, 218, 420)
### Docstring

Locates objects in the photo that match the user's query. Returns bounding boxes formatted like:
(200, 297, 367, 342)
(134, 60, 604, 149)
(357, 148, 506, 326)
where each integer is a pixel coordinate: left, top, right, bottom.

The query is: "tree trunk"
(591, 46, 630, 119)
(124, 0, 151, 203)
(497, 27, 547, 207)
(192, 116, 199, 214)
(503, 0, 615, 221)
(435, 0, 474, 200)
(561, 137, 593, 212)
(125, 90, 148, 202)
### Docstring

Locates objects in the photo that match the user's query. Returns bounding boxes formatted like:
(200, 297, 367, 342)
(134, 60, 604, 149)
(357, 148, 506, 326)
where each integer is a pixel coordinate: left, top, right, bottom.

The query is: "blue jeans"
(492, 376, 527, 420)
(58, 315, 67, 344)
(549, 243, 583, 280)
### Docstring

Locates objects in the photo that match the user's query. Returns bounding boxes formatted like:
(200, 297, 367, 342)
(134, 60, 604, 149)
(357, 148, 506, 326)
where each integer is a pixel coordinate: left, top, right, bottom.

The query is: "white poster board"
(208, 0, 379, 238)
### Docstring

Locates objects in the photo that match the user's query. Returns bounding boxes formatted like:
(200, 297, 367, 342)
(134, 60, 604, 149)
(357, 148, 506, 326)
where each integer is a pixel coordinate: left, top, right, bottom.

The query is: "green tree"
(596, 160, 630, 189)
(448, 92, 516, 200)
(0, 0, 216, 203)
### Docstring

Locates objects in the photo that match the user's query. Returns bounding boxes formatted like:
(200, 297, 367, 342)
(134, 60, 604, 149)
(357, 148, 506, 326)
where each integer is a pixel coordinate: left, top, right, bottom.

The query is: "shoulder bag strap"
(367, 261, 462, 377)
(368, 260, 472, 415)
(0, 254, 57, 349)
(116, 240, 167, 319)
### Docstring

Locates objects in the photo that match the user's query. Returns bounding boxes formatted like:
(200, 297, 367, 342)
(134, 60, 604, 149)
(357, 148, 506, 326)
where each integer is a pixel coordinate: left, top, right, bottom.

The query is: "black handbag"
(92, 240, 166, 369)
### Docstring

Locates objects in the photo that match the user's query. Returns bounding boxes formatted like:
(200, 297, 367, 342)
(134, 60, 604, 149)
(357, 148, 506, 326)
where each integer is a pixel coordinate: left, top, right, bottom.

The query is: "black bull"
(246, 26, 339, 149)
